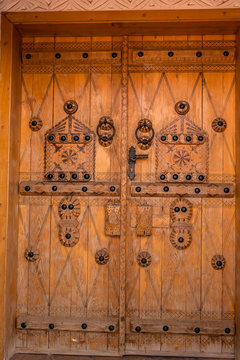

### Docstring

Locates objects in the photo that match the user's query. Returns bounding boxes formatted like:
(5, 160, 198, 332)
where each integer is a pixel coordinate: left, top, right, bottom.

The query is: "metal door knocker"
(135, 118, 154, 150)
(96, 116, 116, 147)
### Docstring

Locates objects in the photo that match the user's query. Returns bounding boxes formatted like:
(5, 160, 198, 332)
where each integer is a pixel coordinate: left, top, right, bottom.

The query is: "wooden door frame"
(1, 9, 240, 360)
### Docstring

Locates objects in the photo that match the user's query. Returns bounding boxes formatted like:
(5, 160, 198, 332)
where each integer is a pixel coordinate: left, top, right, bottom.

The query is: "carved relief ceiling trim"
(0, 0, 240, 11)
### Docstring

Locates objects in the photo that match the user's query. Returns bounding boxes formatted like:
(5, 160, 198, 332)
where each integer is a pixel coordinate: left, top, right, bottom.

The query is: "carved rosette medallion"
(29, 117, 43, 132)
(58, 197, 81, 220)
(136, 251, 152, 267)
(156, 108, 209, 182)
(95, 248, 110, 265)
(211, 255, 226, 270)
(170, 199, 193, 223)
(24, 248, 40, 262)
(175, 100, 190, 115)
(170, 228, 192, 250)
(64, 100, 78, 115)
(212, 117, 227, 133)
(59, 220, 79, 247)
(44, 100, 95, 181)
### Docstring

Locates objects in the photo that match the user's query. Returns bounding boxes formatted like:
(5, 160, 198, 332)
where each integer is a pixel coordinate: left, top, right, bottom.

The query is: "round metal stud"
(170, 228, 192, 250)
(110, 186, 116, 192)
(85, 135, 90, 141)
(82, 186, 88, 192)
(25, 186, 31, 192)
(224, 187, 230, 193)
(173, 174, 178, 180)
(212, 117, 227, 133)
(112, 52, 118, 58)
(198, 175, 204, 181)
(135, 186, 141, 193)
(160, 174, 166, 180)
(135, 326, 141, 332)
(137, 251, 152, 267)
(181, 207, 187, 212)
(59, 221, 79, 247)
(81, 323, 87, 329)
(49, 324, 55, 330)
(72, 135, 79, 142)
(172, 135, 178, 141)
(48, 134, 54, 142)
(60, 135, 66, 142)
(26, 54, 32, 59)
(21, 322, 27, 329)
(29, 117, 43, 132)
(72, 173, 78, 180)
(175, 100, 190, 115)
(84, 173, 90, 180)
(196, 51, 202, 57)
(59, 173, 65, 179)
(138, 51, 144, 57)
(64, 100, 78, 115)
(95, 248, 109, 265)
(174, 207, 180, 212)
(69, 204, 74, 210)
(82, 53, 88, 58)
(225, 328, 231, 334)
(198, 136, 204, 141)
(109, 325, 115, 331)
(47, 173, 53, 180)
(195, 188, 200, 194)
(163, 325, 169, 332)
(62, 204, 67, 210)
(168, 51, 174, 57)
(211, 255, 225, 270)
(223, 51, 229, 57)
(163, 186, 169, 192)
(186, 136, 192, 142)
(55, 53, 61, 59)
(194, 327, 200, 334)
(186, 175, 192, 181)
(52, 186, 57, 191)
(161, 136, 166, 141)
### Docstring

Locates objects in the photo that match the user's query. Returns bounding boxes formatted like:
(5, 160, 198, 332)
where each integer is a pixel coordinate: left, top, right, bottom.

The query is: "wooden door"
(17, 35, 236, 358)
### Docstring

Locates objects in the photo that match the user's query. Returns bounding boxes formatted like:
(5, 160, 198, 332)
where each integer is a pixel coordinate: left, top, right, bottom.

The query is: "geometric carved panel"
(156, 116, 209, 183)
(44, 115, 95, 181)
(105, 202, 120, 236)
(136, 204, 152, 236)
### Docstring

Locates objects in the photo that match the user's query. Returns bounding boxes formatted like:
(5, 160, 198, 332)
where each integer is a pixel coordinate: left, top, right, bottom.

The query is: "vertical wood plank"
(235, 29, 240, 360)
(119, 35, 128, 354)
(0, 14, 22, 360)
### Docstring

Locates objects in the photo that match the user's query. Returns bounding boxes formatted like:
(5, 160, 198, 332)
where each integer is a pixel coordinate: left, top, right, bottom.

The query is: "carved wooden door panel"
(17, 34, 236, 358)
(17, 36, 122, 355)
(126, 35, 235, 358)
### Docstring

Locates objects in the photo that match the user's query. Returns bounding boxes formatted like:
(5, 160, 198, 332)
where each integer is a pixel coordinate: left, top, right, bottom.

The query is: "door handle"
(128, 146, 148, 180)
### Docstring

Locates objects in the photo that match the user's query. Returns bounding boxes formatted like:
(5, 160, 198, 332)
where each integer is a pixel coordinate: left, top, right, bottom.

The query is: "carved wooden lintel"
(19, 181, 120, 196)
(131, 182, 234, 198)
(130, 319, 234, 336)
(17, 315, 118, 333)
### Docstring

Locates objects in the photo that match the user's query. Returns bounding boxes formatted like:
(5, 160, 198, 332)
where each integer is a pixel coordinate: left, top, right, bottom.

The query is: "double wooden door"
(17, 35, 235, 358)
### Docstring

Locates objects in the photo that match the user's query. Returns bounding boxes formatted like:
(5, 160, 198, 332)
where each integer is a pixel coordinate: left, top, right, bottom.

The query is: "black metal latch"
(128, 146, 148, 180)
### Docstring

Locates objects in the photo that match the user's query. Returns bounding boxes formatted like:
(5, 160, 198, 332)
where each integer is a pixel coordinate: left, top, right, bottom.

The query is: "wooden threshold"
(10, 354, 235, 360)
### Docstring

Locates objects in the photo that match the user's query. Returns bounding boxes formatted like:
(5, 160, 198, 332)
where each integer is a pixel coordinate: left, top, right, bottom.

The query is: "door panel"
(17, 35, 235, 357)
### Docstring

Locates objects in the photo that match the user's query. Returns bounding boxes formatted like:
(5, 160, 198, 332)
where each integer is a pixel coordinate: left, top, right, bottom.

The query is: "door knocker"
(96, 116, 116, 147)
(135, 119, 154, 150)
